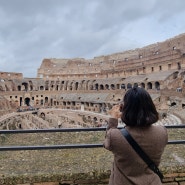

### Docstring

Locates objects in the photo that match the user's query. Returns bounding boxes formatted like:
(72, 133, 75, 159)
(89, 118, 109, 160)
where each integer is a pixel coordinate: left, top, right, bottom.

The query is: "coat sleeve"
(103, 129, 112, 151)
(103, 118, 118, 151)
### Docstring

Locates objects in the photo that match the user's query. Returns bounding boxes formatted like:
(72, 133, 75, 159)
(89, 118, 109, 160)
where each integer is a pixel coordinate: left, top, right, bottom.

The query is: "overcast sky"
(0, 0, 185, 78)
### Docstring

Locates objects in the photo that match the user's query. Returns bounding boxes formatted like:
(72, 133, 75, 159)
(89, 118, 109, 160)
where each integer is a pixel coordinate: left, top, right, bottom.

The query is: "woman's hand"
(108, 104, 122, 119)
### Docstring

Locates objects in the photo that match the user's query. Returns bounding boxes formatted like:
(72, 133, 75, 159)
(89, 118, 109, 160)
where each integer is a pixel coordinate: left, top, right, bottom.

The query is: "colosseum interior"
(1, 33, 185, 185)
(1, 33, 185, 130)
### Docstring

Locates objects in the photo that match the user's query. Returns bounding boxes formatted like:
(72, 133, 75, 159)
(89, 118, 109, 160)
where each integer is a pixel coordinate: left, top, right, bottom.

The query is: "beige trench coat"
(104, 123, 168, 185)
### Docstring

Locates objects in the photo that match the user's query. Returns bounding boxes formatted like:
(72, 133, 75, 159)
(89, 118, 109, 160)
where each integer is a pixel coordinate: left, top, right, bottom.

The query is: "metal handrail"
(0, 125, 185, 151)
(0, 125, 185, 134)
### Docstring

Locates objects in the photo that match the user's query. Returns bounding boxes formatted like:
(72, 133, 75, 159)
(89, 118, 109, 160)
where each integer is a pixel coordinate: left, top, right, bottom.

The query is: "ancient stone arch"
(140, 83, 145, 88)
(29, 81, 33, 91)
(75, 82, 79, 90)
(121, 84, 126, 89)
(40, 86, 44, 90)
(55, 80, 60, 91)
(25, 97, 30, 106)
(110, 84, 115, 90)
(155, 81, 160, 90)
(116, 84, 120, 89)
(81, 80, 86, 90)
(105, 84, 109, 90)
(22, 82, 28, 91)
(45, 81, 49, 90)
(100, 84, 104, 90)
(147, 82, 152, 89)
(95, 83, 99, 90)
(18, 85, 21, 91)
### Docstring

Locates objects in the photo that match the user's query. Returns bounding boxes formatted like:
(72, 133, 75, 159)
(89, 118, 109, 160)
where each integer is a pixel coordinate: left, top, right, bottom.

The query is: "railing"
(0, 125, 185, 151)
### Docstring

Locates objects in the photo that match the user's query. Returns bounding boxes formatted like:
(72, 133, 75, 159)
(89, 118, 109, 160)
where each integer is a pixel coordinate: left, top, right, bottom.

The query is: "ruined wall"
(0, 71, 23, 80)
(1, 34, 185, 121)
(37, 33, 185, 80)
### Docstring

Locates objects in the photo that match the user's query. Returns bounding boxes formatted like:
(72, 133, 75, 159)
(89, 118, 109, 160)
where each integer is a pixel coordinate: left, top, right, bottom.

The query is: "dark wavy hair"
(120, 87, 159, 126)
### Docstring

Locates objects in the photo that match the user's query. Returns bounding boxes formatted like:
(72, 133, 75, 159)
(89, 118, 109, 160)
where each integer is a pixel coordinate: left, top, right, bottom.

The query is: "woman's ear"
(119, 104, 124, 112)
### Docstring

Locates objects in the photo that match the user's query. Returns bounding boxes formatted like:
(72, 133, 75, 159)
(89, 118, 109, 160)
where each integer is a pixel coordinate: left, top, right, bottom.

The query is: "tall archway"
(95, 83, 99, 90)
(155, 81, 160, 90)
(18, 85, 21, 91)
(105, 84, 109, 90)
(25, 97, 30, 106)
(147, 82, 152, 89)
(29, 81, 33, 91)
(45, 97, 48, 104)
(100, 84, 104, 90)
(22, 82, 28, 91)
(111, 84, 115, 90)
(140, 83, 145, 88)
(121, 84, 125, 89)
(75, 82, 79, 90)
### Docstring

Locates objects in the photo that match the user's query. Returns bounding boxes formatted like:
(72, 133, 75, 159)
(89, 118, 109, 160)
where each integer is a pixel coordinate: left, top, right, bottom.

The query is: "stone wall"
(37, 33, 185, 80)
(0, 72, 23, 80)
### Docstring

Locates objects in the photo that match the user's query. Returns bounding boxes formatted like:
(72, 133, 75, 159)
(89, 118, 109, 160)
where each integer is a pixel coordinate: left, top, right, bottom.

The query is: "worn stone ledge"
(1, 172, 185, 185)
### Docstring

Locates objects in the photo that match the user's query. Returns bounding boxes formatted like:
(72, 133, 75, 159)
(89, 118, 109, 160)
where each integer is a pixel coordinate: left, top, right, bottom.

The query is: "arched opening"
(55, 81, 60, 91)
(40, 86, 44, 90)
(75, 82, 79, 90)
(29, 81, 33, 91)
(95, 83, 98, 90)
(105, 84, 109, 90)
(41, 99, 44, 105)
(100, 84, 104, 90)
(18, 85, 21, 91)
(155, 81, 160, 90)
(111, 84, 115, 90)
(36, 99, 39, 105)
(140, 83, 145, 88)
(45, 97, 48, 103)
(69, 82, 73, 90)
(25, 97, 30, 106)
(40, 112, 45, 120)
(147, 82, 152, 89)
(22, 82, 28, 91)
(60, 81, 65, 90)
(121, 84, 125, 89)
(45, 81, 49, 90)
(5, 84, 9, 91)
(93, 117, 97, 123)
(50, 81, 54, 90)
(20, 97, 22, 106)
(56, 85, 59, 91)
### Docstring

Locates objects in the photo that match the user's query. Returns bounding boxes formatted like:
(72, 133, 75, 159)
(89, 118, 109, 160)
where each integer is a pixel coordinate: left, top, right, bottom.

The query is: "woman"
(104, 87, 168, 185)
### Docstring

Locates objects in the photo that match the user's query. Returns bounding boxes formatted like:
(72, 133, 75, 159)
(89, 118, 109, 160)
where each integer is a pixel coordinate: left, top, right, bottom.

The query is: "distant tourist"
(104, 87, 168, 185)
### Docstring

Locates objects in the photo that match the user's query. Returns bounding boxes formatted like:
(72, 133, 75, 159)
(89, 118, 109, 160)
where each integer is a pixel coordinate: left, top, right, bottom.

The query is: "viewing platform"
(0, 126, 185, 185)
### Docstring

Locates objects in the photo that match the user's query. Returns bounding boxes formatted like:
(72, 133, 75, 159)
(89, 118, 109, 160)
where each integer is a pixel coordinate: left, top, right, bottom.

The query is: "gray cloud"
(0, 0, 185, 77)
